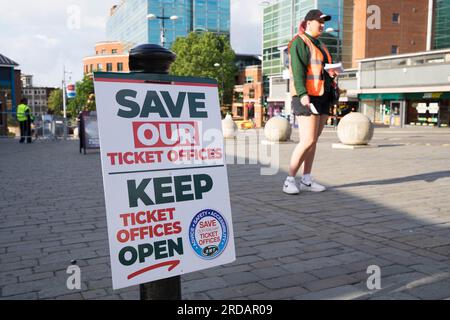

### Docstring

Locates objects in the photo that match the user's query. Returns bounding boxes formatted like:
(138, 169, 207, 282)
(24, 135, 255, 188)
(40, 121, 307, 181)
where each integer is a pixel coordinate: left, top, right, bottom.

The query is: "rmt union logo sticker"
(189, 209, 229, 260)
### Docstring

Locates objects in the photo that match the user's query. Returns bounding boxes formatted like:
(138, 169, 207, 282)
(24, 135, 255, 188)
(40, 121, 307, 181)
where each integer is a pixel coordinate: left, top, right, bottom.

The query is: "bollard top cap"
(129, 44, 176, 74)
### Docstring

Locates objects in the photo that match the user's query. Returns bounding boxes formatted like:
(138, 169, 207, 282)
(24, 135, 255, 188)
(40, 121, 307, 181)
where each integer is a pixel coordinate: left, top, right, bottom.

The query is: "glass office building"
(106, 0, 230, 49)
(262, 0, 343, 77)
(434, 0, 450, 50)
(262, 0, 344, 116)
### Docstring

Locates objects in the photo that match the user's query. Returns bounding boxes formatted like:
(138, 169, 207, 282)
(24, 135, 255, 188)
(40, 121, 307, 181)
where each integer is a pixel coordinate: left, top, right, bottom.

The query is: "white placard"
(428, 103, 439, 114)
(93, 73, 235, 290)
(416, 103, 428, 114)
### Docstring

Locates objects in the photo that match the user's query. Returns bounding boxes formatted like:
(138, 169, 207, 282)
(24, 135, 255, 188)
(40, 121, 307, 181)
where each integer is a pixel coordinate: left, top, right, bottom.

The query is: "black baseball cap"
(304, 9, 331, 22)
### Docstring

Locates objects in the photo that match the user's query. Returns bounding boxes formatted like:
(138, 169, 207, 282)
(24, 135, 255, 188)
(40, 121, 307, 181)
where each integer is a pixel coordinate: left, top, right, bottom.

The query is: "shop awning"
(339, 96, 359, 102)
(404, 92, 450, 100)
(359, 92, 450, 100)
(359, 93, 405, 100)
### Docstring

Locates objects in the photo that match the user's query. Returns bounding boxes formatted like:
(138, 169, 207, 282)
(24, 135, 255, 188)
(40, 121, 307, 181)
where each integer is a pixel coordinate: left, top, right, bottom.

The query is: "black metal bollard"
(128, 44, 181, 300)
(129, 44, 176, 74)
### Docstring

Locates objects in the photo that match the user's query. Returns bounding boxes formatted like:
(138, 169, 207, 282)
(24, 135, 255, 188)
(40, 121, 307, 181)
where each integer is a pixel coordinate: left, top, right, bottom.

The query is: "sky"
(0, 0, 263, 88)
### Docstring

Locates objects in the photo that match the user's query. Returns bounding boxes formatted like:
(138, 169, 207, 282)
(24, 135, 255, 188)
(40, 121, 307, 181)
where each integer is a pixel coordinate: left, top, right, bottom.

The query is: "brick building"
(83, 41, 130, 74)
(22, 88, 57, 116)
(232, 65, 264, 128)
(352, 0, 431, 68)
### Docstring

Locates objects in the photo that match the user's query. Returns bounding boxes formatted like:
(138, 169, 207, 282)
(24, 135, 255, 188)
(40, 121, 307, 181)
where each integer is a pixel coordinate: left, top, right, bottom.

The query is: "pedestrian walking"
(17, 98, 34, 143)
(283, 9, 340, 194)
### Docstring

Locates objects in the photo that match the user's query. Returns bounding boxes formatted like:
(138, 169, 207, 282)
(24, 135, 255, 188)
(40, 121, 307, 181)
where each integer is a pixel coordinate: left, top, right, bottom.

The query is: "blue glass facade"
(434, 0, 450, 49)
(106, 0, 148, 49)
(106, 0, 230, 49)
(263, 0, 343, 77)
(317, 0, 343, 60)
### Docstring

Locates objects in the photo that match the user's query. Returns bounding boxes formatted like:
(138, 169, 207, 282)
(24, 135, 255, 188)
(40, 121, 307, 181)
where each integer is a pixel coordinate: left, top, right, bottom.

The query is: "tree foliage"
(67, 75, 96, 117)
(47, 88, 63, 115)
(170, 32, 236, 106)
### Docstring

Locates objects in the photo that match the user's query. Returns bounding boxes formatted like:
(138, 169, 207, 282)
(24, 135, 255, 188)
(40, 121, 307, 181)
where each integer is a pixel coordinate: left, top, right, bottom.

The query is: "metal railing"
(0, 111, 76, 141)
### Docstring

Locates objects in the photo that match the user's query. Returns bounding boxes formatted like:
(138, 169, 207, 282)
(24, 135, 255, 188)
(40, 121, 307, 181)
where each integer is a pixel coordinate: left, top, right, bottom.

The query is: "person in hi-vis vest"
(283, 9, 340, 195)
(17, 98, 33, 143)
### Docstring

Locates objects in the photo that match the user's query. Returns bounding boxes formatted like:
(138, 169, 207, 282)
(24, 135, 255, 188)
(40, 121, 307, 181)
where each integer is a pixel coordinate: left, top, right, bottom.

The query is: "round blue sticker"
(189, 209, 229, 260)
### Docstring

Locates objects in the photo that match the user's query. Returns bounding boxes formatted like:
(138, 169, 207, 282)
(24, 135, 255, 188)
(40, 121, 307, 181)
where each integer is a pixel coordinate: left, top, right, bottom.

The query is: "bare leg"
(303, 114, 330, 174)
(288, 115, 320, 177)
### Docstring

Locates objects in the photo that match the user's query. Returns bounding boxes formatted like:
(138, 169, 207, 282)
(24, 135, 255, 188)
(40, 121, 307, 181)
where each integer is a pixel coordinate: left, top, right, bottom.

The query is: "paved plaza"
(1, 127, 450, 300)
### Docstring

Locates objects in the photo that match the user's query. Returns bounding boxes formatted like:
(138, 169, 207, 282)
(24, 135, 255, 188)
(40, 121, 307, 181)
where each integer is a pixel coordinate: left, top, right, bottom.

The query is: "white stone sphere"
(264, 116, 291, 142)
(337, 112, 374, 145)
(222, 114, 238, 139)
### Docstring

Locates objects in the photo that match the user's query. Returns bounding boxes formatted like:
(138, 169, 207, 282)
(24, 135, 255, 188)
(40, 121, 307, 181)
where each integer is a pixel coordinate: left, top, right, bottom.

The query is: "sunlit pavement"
(1, 126, 449, 299)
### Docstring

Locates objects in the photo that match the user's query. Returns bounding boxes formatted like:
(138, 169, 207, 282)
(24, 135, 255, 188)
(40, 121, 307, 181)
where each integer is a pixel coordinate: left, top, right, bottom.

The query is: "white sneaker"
(283, 177, 300, 195)
(300, 178, 326, 192)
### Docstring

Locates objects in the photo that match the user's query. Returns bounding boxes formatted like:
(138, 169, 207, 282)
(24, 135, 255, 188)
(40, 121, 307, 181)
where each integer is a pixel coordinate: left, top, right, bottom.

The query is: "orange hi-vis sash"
(289, 33, 332, 97)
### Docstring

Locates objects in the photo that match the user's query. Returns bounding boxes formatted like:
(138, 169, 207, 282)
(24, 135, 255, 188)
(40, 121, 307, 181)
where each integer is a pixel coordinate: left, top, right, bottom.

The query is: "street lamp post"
(325, 27, 341, 63)
(62, 66, 72, 140)
(147, 8, 179, 48)
(214, 63, 224, 112)
(325, 27, 341, 130)
(326, 0, 343, 129)
(127, 44, 180, 300)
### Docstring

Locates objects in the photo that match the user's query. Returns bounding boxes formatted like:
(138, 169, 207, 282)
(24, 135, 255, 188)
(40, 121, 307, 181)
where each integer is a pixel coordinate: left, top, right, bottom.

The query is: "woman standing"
(283, 9, 339, 194)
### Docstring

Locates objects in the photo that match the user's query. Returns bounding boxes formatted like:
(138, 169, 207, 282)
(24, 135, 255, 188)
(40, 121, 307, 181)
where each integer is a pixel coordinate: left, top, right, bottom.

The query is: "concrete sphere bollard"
(222, 114, 238, 139)
(337, 112, 374, 145)
(264, 116, 291, 142)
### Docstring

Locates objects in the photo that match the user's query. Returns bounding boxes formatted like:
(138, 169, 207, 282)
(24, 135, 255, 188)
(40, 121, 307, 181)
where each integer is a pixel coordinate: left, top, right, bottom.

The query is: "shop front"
(405, 92, 450, 127)
(359, 93, 406, 127)
(327, 96, 360, 126)
(267, 101, 284, 120)
(359, 92, 450, 128)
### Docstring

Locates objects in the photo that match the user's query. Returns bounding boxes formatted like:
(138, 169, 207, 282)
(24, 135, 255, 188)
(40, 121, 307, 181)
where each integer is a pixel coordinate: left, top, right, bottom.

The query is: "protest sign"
(93, 72, 235, 289)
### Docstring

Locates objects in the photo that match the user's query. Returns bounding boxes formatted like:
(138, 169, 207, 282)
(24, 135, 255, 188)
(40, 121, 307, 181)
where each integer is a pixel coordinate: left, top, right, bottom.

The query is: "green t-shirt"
(290, 32, 333, 98)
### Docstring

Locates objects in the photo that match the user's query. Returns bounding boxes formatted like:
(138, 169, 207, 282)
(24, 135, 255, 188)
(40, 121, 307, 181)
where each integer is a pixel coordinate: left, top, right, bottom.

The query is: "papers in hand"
(324, 62, 344, 74)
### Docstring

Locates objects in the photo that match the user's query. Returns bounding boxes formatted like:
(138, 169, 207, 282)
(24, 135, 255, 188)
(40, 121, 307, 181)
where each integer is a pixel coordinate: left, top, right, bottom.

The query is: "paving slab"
(1, 127, 450, 299)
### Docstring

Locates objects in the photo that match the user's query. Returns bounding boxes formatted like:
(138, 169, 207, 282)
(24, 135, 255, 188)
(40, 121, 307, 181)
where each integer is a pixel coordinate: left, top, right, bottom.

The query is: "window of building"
(117, 62, 123, 71)
(249, 89, 255, 99)
(412, 57, 424, 65)
(112, 49, 118, 54)
(101, 49, 106, 54)
(234, 92, 243, 103)
(245, 76, 254, 83)
(107, 63, 113, 72)
(90, 64, 93, 72)
(391, 45, 399, 54)
(392, 13, 400, 24)
(391, 58, 408, 67)
(97, 63, 103, 71)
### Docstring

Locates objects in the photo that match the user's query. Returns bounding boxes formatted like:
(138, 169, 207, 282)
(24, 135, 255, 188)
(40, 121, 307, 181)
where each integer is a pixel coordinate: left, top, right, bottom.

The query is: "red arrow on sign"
(127, 260, 180, 280)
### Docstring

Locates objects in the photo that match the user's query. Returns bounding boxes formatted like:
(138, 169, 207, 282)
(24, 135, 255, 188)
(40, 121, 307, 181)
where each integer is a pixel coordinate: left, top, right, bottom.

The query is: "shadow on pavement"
(0, 139, 449, 300)
(333, 170, 450, 189)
